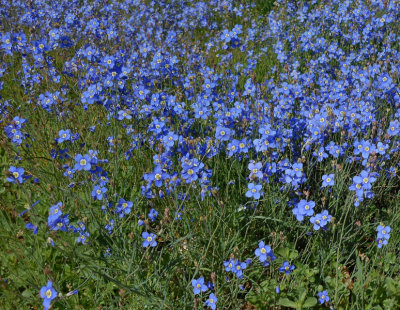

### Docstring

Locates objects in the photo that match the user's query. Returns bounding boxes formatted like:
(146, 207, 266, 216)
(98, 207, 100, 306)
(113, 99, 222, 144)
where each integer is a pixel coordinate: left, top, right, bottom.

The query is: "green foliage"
(254, 0, 276, 16)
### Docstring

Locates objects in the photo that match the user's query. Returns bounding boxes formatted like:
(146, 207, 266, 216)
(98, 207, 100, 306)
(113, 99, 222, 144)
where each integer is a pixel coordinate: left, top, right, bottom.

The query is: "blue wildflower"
(318, 290, 330, 304)
(191, 277, 208, 295)
(40, 281, 57, 310)
(205, 293, 218, 310)
(142, 232, 157, 247)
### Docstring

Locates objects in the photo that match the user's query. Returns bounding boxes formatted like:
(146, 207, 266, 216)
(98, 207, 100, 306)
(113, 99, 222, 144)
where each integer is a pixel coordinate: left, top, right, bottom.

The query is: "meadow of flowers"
(1, 0, 400, 309)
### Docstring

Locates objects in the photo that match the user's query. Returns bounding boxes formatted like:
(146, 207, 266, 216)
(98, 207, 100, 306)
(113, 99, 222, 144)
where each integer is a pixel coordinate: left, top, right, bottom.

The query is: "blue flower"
(40, 281, 57, 309)
(349, 175, 364, 197)
(117, 109, 132, 120)
(233, 260, 248, 278)
(25, 223, 38, 234)
(254, 241, 272, 263)
(279, 261, 295, 275)
(215, 125, 232, 142)
(377, 225, 390, 240)
(191, 277, 208, 295)
(310, 210, 331, 230)
(377, 238, 388, 248)
(74, 154, 91, 171)
(223, 258, 237, 272)
(314, 147, 328, 162)
(245, 183, 263, 199)
(248, 161, 263, 179)
(148, 208, 158, 222)
(292, 200, 315, 221)
(181, 156, 204, 184)
(57, 129, 71, 143)
(205, 293, 218, 310)
(322, 174, 334, 187)
(318, 290, 330, 304)
(105, 220, 114, 234)
(91, 185, 107, 200)
(142, 232, 157, 247)
(6, 166, 25, 184)
(48, 202, 63, 228)
(77, 231, 90, 245)
(116, 198, 133, 218)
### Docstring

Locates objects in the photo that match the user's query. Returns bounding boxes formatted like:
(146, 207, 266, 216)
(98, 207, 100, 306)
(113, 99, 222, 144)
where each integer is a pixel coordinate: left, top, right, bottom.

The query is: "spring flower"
(318, 290, 330, 304)
(245, 183, 263, 199)
(322, 174, 334, 187)
(279, 261, 295, 275)
(74, 154, 91, 171)
(205, 293, 218, 310)
(40, 281, 57, 309)
(142, 232, 157, 247)
(6, 166, 25, 184)
(255, 241, 272, 263)
(191, 277, 208, 295)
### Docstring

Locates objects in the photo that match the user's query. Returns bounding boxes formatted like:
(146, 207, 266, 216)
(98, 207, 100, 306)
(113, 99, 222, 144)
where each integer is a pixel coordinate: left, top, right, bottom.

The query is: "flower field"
(1, 0, 400, 309)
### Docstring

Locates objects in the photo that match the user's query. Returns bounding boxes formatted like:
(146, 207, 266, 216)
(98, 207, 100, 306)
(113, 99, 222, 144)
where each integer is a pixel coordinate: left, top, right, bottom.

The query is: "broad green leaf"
(303, 297, 317, 308)
(278, 297, 298, 308)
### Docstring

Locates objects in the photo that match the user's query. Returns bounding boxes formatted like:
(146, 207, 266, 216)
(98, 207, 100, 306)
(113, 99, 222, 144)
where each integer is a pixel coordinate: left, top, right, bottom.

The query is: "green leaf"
(296, 287, 307, 303)
(289, 249, 299, 260)
(21, 290, 32, 298)
(277, 247, 289, 258)
(303, 297, 317, 308)
(385, 278, 397, 294)
(278, 297, 298, 308)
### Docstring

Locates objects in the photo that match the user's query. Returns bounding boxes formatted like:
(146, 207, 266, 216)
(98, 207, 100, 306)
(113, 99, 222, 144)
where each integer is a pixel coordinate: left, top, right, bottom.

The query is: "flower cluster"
(1, 0, 399, 308)
(223, 258, 250, 279)
(310, 210, 332, 231)
(376, 225, 391, 248)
